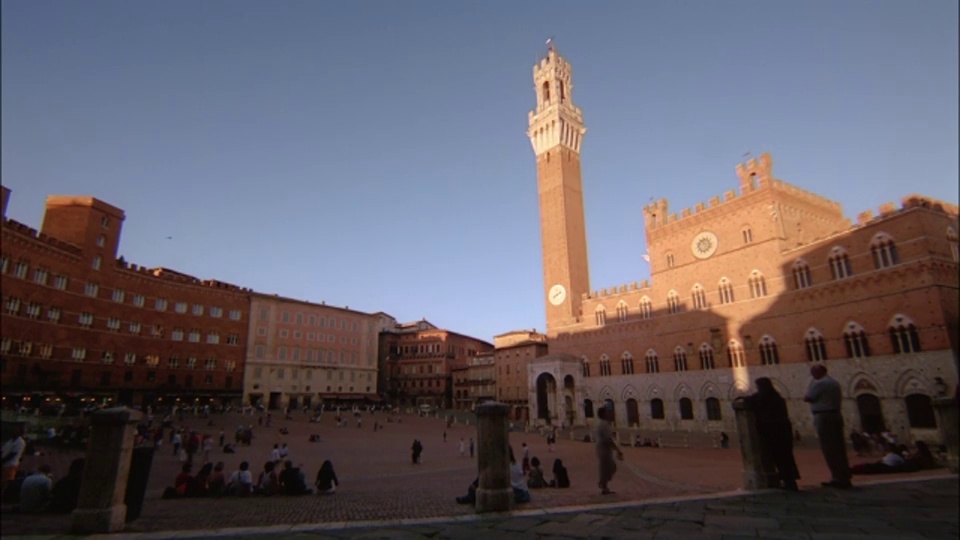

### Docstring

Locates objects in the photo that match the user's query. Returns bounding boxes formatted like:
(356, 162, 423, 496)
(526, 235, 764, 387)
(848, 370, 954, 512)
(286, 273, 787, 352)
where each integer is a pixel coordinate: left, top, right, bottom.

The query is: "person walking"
(804, 364, 852, 488)
(742, 377, 800, 491)
(594, 404, 623, 495)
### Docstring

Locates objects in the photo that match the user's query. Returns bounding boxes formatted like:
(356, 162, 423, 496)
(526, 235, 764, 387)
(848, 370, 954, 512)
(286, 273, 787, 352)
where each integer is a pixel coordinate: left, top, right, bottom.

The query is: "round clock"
(548, 284, 567, 306)
(691, 231, 719, 259)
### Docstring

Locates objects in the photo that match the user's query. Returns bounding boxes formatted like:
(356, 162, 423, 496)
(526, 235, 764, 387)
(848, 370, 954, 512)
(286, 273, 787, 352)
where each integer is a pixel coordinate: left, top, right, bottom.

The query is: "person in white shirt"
(509, 446, 531, 503)
(19, 464, 53, 513)
(227, 461, 253, 496)
(270, 444, 281, 463)
(1, 427, 27, 494)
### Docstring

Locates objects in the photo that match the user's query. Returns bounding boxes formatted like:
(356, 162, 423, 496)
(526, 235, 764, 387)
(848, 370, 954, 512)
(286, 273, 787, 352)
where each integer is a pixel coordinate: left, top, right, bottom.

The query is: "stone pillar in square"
(475, 402, 512, 512)
(732, 399, 779, 490)
(932, 397, 959, 473)
(71, 407, 142, 533)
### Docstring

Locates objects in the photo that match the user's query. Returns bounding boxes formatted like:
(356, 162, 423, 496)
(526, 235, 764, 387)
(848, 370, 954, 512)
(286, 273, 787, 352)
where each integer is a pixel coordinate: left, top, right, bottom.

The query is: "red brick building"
(493, 330, 549, 421)
(524, 47, 959, 444)
(1, 187, 250, 409)
(381, 319, 493, 409)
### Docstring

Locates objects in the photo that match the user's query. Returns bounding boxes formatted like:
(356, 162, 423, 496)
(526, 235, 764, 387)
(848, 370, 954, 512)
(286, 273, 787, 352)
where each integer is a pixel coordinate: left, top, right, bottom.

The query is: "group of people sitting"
(163, 459, 339, 498)
(456, 447, 569, 505)
(850, 441, 939, 475)
(3, 458, 86, 514)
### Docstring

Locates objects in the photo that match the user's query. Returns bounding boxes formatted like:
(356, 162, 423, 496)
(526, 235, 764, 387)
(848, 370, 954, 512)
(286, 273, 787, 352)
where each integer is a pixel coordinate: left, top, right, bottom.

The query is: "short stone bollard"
(71, 407, 143, 534)
(475, 402, 512, 513)
(932, 397, 959, 473)
(732, 399, 779, 490)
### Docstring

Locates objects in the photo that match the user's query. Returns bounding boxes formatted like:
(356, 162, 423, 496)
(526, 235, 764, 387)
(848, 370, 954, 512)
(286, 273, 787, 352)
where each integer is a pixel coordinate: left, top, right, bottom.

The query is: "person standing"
(594, 405, 623, 495)
(1, 425, 26, 495)
(469, 437, 475, 458)
(743, 378, 800, 491)
(804, 364, 852, 488)
(459, 437, 466, 457)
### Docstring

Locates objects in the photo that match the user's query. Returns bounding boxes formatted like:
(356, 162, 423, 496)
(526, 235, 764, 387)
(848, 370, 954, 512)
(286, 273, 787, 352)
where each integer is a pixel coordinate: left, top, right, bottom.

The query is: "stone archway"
(536, 372, 558, 424)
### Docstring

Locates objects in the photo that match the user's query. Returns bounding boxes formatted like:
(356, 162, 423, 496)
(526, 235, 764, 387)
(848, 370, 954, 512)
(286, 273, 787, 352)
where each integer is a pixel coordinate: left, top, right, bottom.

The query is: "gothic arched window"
(843, 321, 871, 359)
(594, 305, 606, 327)
(829, 247, 853, 280)
(639, 296, 653, 319)
(691, 284, 707, 310)
(542, 81, 550, 103)
(805, 328, 828, 362)
(616, 301, 628, 323)
(792, 259, 812, 289)
(699, 343, 716, 370)
(749, 270, 767, 298)
(718, 277, 735, 304)
(645, 349, 659, 373)
(888, 314, 921, 354)
(667, 290, 681, 314)
(870, 233, 899, 269)
(727, 340, 746, 367)
(599, 354, 611, 376)
(673, 346, 688, 372)
(621, 351, 634, 375)
(759, 335, 779, 365)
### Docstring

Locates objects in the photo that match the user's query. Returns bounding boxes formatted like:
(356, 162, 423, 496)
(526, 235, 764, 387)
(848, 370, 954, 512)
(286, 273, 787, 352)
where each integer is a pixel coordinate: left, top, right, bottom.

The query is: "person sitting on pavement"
(551, 458, 570, 488)
(279, 461, 311, 495)
(851, 442, 908, 475)
(255, 461, 280, 495)
(904, 441, 938, 470)
(509, 446, 531, 503)
(206, 461, 226, 497)
(227, 461, 253, 497)
(48, 458, 85, 513)
(455, 477, 479, 504)
(18, 464, 53, 513)
(527, 456, 548, 489)
(192, 462, 213, 497)
(315, 460, 339, 494)
(174, 463, 194, 497)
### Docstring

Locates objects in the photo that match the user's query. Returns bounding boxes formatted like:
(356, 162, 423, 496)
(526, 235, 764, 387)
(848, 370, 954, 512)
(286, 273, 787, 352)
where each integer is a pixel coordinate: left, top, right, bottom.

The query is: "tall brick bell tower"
(527, 42, 590, 335)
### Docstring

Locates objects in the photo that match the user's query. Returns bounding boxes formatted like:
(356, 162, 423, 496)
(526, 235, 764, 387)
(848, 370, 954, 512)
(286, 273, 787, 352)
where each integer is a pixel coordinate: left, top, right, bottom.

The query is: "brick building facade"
(381, 319, 493, 409)
(242, 293, 380, 410)
(524, 47, 960, 444)
(1, 187, 250, 409)
(493, 330, 548, 421)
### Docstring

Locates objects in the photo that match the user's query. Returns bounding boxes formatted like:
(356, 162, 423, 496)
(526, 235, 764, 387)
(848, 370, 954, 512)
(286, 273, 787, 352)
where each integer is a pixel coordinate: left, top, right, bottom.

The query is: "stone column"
(71, 407, 143, 534)
(932, 397, 959, 473)
(732, 400, 778, 490)
(475, 402, 512, 513)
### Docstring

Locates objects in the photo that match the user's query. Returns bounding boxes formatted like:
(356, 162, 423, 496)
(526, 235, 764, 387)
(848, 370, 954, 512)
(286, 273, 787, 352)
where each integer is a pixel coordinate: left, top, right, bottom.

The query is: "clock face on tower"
(691, 231, 719, 259)
(548, 284, 567, 306)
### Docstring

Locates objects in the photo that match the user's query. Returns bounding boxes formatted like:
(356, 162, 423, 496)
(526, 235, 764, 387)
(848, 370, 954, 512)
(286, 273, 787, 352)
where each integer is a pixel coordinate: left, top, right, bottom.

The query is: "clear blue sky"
(2, 1, 957, 342)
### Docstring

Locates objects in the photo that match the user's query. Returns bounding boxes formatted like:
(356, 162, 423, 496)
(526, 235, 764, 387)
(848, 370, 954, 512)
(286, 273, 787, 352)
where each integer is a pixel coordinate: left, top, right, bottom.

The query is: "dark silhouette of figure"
(743, 377, 800, 491)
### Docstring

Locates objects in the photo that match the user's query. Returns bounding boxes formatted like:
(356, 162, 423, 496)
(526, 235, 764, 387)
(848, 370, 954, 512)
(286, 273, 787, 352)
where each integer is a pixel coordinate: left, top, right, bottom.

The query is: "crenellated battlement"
(642, 152, 849, 232)
(115, 260, 249, 293)
(2, 218, 83, 256)
(855, 194, 960, 226)
(582, 280, 652, 301)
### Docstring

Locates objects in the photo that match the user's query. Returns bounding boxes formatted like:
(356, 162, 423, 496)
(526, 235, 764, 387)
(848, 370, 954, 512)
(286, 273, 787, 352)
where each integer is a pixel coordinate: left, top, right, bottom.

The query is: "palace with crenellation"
(525, 45, 959, 444)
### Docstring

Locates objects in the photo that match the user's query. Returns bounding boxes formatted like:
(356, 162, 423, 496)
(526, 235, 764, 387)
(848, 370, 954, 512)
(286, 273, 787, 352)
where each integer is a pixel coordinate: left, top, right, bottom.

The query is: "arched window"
(843, 321, 871, 359)
(645, 349, 659, 373)
(639, 296, 653, 319)
(581, 356, 591, 377)
(727, 340, 746, 367)
(650, 398, 664, 419)
(705, 397, 722, 421)
(691, 284, 707, 310)
(666, 253, 676, 268)
(792, 259, 812, 289)
(559, 80, 566, 102)
(741, 227, 753, 244)
(947, 227, 958, 262)
(718, 277, 735, 305)
(620, 351, 634, 375)
(584, 398, 594, 418)
(748, 270, 767, 298)
(870, 233, 899, 269)
(594, 305, 606, 327)
(679, 397, 694, 420)
(829, 247, 853, 280)
(599, 354, 611, 376)
(667, 290, 682, 314)
(805, 328, 828, 362)
(542, 81, 550, 103)
(616, 301, 628, 323)
(905, 394, 936, 428)
(759, 335, 779, 365)
(673, 346, 688, 371)
(699, 343, 716, 370)
(888, 314, 921, 354)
